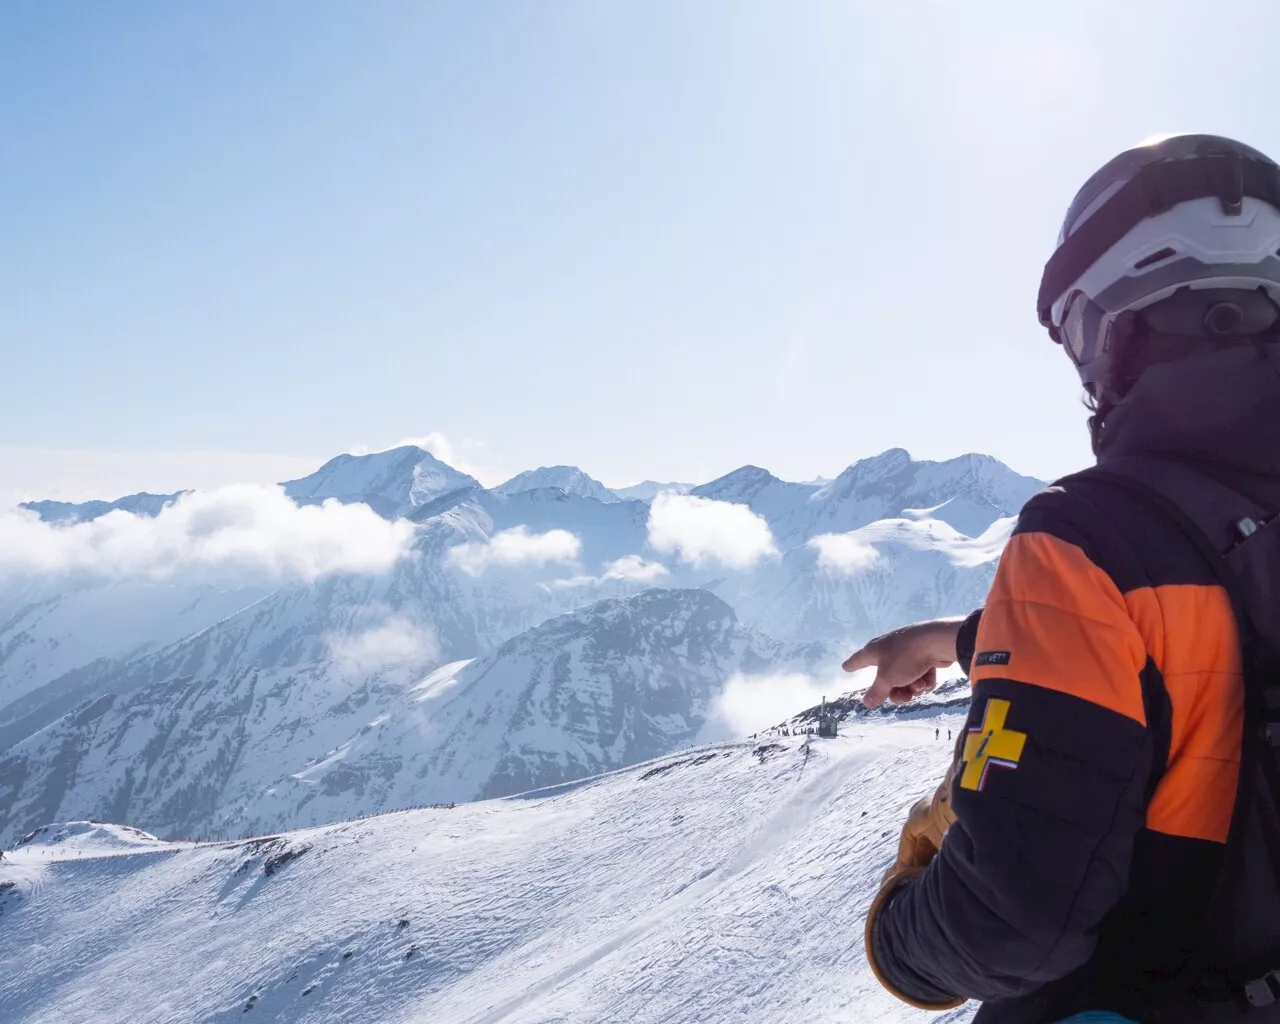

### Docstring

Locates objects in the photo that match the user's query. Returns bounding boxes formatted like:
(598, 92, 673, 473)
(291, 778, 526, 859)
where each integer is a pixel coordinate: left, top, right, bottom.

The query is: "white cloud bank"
(447, 526, 582, 577)
(646, 493, 777, 570)
(0, 485, 416, 582)
(707, 671, 829, 738)
(328, 615, 439, 674)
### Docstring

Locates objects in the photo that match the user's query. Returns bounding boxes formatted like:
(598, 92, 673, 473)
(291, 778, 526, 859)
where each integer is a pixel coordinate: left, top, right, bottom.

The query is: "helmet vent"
(1134, 246, 1177, 270)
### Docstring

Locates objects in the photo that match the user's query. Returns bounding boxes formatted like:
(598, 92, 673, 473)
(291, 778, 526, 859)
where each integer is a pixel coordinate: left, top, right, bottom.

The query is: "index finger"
(842, 644, 877, 673)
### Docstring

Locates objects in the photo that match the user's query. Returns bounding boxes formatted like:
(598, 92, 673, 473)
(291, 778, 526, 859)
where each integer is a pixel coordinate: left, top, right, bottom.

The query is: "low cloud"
(808, 533, 881, 574)
(0, 485, 416, 582)
(647, 493, 777, 570)
(707, 671, 828, 738)
(328, 615, 439, 674)
(547, 554, 669, 590)
(602, 555, 669, 583)
(447, 526, 582, 577)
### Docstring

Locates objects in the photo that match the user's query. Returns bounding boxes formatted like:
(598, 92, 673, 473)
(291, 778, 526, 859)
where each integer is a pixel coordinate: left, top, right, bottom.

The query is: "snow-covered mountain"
(0, 715, 972, 1024)
(14, 446, 480, 524)
(283, 446, 481, 519)
(0, 589, 834, 846)
(718, 514, 1016, 645)
(0, 578, 275, 751)
(694, 448, 1042, 547)
(495, 465, 617, 502)
(0, 442, 1042, 850)
(0, 448, 1037, 728)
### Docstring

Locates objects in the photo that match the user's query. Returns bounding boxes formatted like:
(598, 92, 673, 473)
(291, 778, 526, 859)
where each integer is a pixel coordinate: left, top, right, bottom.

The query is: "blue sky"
(3, 0, 1279, 503)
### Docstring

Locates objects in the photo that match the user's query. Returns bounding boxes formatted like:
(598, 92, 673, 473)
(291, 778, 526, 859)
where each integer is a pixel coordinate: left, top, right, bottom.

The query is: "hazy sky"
(4, 1, 1279, 504)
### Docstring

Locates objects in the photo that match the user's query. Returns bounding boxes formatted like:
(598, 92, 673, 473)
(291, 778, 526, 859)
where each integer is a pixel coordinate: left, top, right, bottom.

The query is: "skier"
(935, 727, 940, 741)
(846, 135, 1280, 1023)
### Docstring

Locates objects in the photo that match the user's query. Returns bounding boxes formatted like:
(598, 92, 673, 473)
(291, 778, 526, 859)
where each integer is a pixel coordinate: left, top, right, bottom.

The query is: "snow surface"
(0, 713, 976, 1024)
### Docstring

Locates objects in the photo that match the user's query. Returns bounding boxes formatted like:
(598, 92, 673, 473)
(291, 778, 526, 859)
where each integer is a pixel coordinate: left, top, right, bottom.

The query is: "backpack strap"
(1072, 460, 1280, 1010)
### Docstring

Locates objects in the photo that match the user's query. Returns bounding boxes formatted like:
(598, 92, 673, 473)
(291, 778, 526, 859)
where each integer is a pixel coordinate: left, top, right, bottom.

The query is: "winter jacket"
(869, 343, 1280, 1023)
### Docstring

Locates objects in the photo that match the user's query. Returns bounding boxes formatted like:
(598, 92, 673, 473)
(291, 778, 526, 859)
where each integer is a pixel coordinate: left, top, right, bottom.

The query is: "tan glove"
(864, 867, 965, 1011)
(863, 745, 965, 1011)
(884, 753, 958, 884)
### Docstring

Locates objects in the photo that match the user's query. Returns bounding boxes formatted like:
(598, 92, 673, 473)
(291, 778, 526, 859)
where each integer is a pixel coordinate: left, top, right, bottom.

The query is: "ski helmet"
(1037, 134, 1280, 391)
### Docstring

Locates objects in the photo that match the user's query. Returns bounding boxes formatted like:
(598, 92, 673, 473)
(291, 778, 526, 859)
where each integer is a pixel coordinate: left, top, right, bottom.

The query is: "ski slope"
(0, 714, 976, 1024)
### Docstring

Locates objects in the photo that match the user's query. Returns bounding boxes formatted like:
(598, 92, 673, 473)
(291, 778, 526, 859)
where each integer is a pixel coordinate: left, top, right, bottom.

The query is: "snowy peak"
(691, 465, 817, 508)
(17, 447, 480, 524)
(814, 449, 1042, 538)
(681, 450, 1041, 550)
(282, 446, 481, 519)
(494, 465, 616, 502)
(830, 447, 913, 485)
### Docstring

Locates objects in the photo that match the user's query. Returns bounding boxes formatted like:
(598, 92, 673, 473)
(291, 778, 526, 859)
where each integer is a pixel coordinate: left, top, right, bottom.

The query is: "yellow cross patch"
(960, 698, 1027, 792)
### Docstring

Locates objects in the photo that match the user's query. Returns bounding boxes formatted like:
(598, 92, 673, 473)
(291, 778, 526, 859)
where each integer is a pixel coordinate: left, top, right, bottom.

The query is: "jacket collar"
(1098, 342, 1280, 478)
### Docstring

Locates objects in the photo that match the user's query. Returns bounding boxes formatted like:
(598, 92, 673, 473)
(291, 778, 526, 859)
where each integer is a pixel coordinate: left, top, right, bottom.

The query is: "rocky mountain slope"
(0, 589, 832, 845)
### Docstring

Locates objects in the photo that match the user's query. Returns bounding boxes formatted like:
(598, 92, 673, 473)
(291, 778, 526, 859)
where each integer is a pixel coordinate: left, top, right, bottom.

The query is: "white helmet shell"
(1038, 135, 1280, 389)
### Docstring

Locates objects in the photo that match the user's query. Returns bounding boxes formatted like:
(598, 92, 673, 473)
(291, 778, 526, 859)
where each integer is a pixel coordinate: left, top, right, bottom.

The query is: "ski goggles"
(1052, 289, 1107, 369)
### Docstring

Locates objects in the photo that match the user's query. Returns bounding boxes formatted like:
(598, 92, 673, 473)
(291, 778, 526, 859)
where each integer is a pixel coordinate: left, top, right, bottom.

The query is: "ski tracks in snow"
(458, 738, 898, 1024)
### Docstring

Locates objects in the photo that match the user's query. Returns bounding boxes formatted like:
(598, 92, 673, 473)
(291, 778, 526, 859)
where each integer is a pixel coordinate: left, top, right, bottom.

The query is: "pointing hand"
(842, 618, 965, 709)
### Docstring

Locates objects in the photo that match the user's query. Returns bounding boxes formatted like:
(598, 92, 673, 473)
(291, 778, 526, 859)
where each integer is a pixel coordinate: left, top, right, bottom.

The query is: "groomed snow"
(0, 714, 975, 1024)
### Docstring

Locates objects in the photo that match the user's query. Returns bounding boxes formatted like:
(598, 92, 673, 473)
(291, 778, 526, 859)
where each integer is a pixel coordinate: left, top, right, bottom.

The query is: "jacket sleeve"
(955, 607, 984, 676)
(872, 502, 1158, 1004)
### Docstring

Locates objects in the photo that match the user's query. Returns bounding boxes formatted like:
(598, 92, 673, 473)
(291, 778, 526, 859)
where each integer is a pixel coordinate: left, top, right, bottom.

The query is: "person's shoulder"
(1009, 466, 1171, 593)
(1013, 466, 1137, 539)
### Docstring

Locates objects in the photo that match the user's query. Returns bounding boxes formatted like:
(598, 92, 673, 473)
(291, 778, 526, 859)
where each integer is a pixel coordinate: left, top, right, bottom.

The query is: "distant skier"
(844, 134, 1280, 1022)
(946, 728, 951, 742)
(935, 727, 939, 741)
